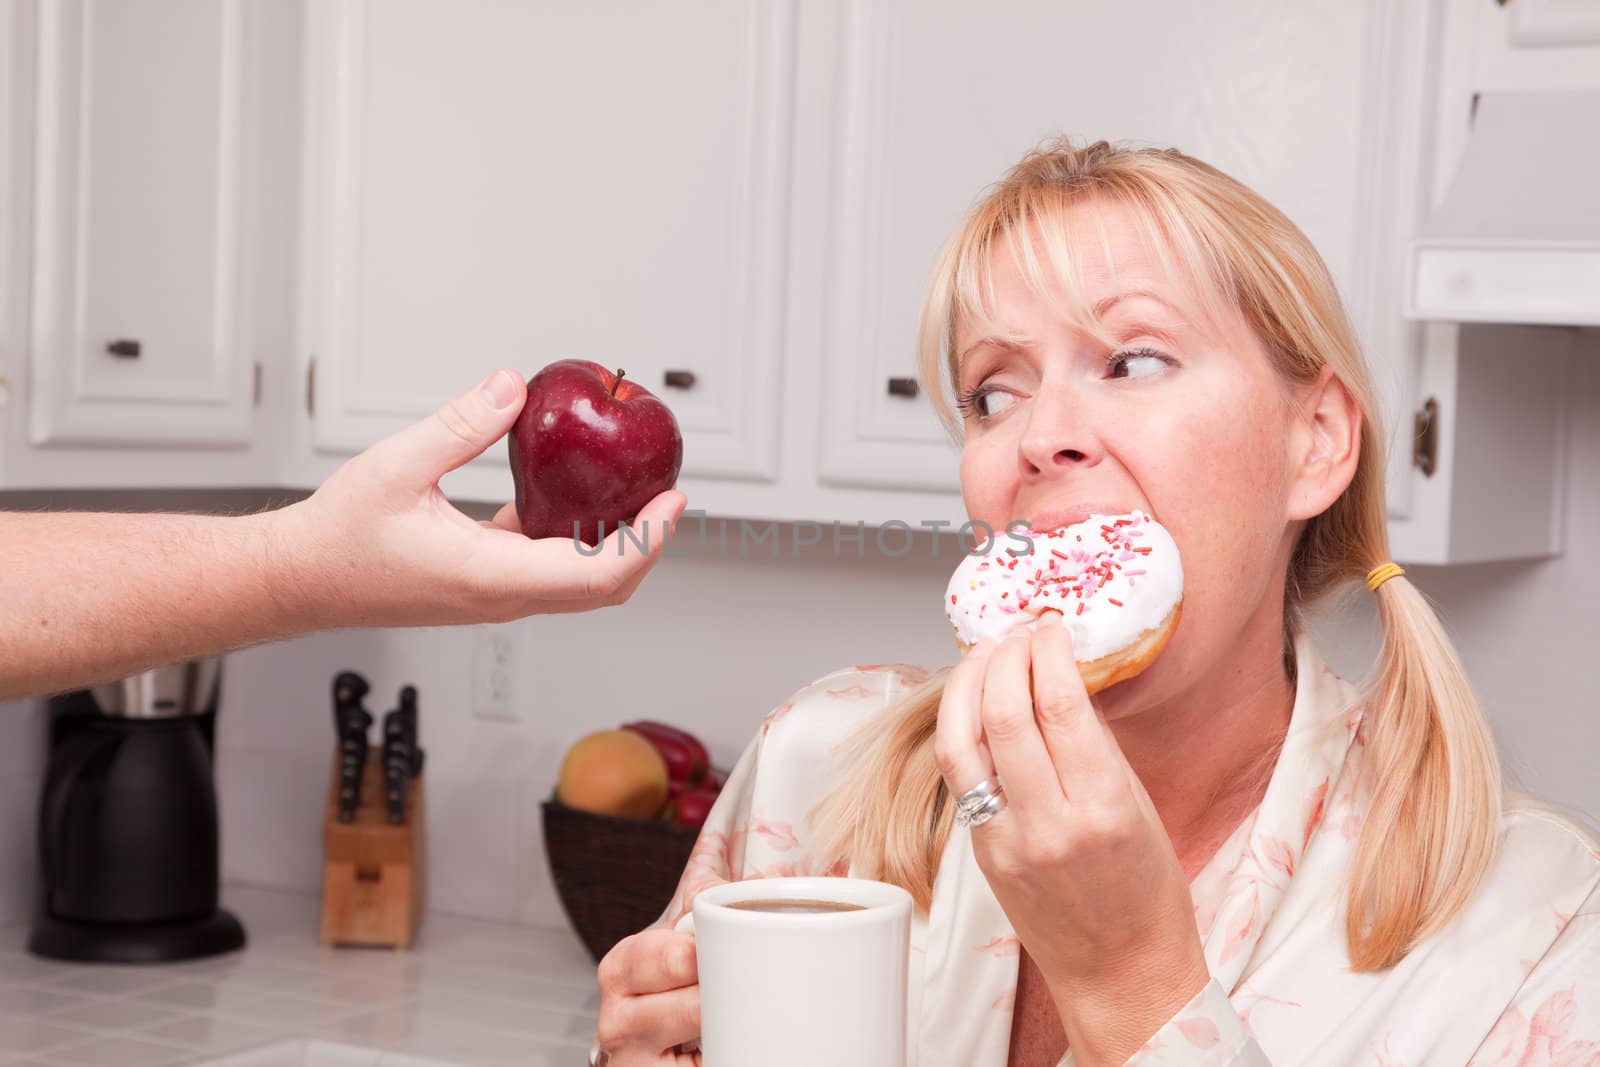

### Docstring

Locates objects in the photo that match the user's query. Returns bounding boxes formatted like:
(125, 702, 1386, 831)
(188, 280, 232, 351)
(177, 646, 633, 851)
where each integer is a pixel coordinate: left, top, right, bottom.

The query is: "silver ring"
(954, 777, 1001, 810)
(955, 789, 1007, 829)
(954, 777, 1003, 813)
(953, 778, 1006, 829)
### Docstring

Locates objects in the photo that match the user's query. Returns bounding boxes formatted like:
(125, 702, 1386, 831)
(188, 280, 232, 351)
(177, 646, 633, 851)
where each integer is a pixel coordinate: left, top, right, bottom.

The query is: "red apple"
(670, 786, 721, 829)
(621, 720, 709, 785)
(509, 360, 683, 547)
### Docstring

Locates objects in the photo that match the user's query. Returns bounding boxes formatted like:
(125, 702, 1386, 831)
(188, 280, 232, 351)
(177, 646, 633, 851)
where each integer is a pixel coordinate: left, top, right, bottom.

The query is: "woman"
(592, 141, 1600, 1065)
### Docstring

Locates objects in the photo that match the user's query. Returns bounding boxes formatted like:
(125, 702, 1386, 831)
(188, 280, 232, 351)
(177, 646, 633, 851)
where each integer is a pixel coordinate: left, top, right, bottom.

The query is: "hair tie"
(1365, 562, 1405, 593)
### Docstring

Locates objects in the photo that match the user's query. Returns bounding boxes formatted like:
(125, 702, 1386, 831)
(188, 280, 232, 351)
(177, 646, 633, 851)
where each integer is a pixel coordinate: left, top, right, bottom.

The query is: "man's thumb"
(372, 369, 526, 484)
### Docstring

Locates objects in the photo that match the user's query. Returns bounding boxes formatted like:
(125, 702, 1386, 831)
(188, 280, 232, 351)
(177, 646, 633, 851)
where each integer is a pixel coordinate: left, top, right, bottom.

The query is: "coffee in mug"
(723, 897, 867, 914)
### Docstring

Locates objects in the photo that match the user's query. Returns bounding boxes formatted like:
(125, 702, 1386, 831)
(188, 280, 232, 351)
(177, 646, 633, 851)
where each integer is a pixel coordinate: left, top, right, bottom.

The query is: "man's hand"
(272, 368, 688, 630)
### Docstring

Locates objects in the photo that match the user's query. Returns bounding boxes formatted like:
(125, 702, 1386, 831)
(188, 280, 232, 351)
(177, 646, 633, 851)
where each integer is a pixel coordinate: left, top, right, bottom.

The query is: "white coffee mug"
(676, 876, 913, 1067)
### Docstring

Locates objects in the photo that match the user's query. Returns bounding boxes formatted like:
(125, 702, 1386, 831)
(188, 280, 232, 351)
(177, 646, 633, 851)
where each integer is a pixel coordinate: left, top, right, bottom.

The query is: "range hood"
(1407, 91, 1600, 327)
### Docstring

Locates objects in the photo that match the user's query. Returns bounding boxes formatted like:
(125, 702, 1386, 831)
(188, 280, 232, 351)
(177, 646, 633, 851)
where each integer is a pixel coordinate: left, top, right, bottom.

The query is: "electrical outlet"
(473, 625, 520, 722)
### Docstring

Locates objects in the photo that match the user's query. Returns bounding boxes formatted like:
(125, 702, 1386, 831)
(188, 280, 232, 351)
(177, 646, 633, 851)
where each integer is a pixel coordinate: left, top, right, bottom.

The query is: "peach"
(556, 729, 670, 820)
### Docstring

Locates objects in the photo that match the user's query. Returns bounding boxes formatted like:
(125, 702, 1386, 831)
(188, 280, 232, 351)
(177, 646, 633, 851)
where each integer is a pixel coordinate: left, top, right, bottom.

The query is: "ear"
(1285, 366, 1362, 522)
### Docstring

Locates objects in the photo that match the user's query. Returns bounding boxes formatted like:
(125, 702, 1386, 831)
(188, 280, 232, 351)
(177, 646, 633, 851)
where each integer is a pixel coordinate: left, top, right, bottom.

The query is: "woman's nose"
(1018, 384, 1101, 473)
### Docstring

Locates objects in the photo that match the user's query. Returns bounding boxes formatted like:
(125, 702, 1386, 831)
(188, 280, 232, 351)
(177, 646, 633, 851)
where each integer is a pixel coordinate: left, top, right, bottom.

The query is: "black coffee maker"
(29, 658, 246, 963)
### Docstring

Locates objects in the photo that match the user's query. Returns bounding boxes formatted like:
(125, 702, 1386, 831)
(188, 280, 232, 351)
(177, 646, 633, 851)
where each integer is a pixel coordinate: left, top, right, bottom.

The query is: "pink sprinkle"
(1119, 551, 1135, 561)
(1124, 569, 1147, 577)
(1125, 529, 1145, 537)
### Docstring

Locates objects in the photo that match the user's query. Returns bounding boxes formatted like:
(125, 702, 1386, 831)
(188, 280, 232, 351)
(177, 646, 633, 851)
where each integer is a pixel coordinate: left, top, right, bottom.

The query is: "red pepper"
(701, 766, 725, 791)
(621, 721, 708, 784)
(670, 786, 720, 829)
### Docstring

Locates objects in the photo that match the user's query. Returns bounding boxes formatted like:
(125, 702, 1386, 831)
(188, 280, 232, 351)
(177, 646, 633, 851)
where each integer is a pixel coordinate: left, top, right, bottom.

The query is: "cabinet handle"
(107, 339, 142, 358)
(887, 377, 919, 398)
(663, 369, 696, 389)
(1413, 397, 1438, 478)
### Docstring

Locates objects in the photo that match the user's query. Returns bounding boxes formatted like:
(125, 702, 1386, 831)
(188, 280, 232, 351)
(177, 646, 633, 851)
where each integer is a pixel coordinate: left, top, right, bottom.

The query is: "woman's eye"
(957, 386, 1018, 421)
(1109, 348, 1170, 380)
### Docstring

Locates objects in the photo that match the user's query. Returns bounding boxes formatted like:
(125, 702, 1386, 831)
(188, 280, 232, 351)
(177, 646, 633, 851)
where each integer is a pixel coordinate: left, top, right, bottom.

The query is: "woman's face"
(954, 204, 1311, 709)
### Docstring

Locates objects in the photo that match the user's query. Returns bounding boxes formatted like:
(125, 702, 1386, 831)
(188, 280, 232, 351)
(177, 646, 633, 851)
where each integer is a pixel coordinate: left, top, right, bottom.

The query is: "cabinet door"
(302, 0, 792, 490)
(816, 0, 1402, 505)
(27, 0, 257, 447)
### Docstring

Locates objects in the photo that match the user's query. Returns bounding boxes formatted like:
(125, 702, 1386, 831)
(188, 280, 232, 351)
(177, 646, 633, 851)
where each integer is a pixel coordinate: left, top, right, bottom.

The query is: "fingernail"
(480, 369, 521, 410)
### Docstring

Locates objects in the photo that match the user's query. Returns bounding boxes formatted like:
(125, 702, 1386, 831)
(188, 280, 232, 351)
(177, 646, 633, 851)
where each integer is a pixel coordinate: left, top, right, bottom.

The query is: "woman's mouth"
(1016, 502, 1147, 535)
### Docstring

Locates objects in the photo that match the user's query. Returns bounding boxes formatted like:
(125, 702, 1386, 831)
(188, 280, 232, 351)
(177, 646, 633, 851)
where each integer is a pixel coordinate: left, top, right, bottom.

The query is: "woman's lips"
(1015, 503, 1145, 534)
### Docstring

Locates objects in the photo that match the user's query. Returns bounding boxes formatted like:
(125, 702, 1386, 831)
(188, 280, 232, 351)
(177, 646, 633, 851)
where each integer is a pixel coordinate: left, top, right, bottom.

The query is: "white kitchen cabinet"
(298, 0, 793, 501)
(27, 0, 258, 447)
(2, 0, 1583, 565)
(1379, 0, 1595, 562)
(0, 0, 302, 491)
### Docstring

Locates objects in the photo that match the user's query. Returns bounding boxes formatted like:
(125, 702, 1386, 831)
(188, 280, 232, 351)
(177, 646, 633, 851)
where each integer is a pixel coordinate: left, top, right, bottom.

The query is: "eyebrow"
(1093, 289, 1183, 319)
(955, 289, 1188, 373)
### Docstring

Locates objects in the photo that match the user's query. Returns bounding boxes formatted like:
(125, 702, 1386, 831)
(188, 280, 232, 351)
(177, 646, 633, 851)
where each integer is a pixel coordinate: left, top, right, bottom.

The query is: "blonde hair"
(810, 139, 1502, 974)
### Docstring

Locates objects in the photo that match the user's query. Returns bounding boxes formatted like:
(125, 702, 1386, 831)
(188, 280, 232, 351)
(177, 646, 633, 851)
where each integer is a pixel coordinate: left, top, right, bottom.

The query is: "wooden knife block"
(319, 754, 426, 948)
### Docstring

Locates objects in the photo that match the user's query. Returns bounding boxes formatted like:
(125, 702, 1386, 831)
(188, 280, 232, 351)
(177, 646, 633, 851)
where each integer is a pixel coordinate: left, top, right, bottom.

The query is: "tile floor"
(0, 887, 599, 1066)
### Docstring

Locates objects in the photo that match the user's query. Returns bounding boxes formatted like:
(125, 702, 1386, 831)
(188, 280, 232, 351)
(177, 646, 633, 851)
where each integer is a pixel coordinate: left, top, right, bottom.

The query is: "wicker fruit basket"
(543, 798, 701, 963)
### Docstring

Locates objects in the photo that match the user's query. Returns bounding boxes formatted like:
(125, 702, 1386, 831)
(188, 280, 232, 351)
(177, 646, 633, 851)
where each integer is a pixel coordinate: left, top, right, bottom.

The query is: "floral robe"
(655, 633, 1600, 1065)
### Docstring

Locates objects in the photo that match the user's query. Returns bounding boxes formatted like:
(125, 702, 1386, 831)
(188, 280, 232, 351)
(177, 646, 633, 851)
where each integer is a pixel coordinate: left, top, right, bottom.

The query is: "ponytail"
(1342, 575, 1502, 970)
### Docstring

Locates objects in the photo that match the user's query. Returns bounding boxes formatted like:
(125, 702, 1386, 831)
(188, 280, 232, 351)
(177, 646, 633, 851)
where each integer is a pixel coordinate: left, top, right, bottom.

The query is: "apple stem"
(610, 368, 625, 397)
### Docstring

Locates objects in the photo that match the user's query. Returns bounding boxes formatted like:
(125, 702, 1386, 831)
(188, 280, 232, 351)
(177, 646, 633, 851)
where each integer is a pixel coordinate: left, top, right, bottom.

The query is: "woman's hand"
(594, 929, 703, 1066)
(271, 369, 687, 630)
(933, 612, 1211, 1066)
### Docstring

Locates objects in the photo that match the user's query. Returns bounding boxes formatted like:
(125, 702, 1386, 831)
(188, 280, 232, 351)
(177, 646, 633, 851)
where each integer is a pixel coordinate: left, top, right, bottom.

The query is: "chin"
(1089, 642, 1186, 719)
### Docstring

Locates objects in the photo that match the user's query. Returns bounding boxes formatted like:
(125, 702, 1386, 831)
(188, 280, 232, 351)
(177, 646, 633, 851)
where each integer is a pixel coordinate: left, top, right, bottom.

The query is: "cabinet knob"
(107, 339, 142, 358)
(886, 376, 919, 398)
(663, 369, 696, 389)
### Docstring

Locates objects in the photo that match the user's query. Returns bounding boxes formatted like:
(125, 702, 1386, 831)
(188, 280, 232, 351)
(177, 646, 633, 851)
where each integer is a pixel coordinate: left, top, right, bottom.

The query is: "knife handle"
(381, 708, 408, 825)
(333, 671, 374, 823)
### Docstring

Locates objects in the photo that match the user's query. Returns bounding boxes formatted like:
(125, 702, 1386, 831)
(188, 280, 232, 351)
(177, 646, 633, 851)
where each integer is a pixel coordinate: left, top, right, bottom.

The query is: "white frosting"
(944, 510, 1183, 662)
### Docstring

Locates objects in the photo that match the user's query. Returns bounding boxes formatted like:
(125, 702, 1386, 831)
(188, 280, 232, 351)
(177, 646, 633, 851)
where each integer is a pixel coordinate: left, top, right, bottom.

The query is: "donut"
(943, 510, 1183, 696)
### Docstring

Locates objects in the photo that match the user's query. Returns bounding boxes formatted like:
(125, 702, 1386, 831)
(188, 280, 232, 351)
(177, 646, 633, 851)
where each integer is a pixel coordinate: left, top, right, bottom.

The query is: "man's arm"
(0, 509, 304, 701)
(0, 369, 686, 703)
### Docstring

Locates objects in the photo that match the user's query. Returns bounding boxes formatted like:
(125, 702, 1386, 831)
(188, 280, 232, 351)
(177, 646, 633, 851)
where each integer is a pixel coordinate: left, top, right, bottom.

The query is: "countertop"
(0, 886, 600, 1066)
